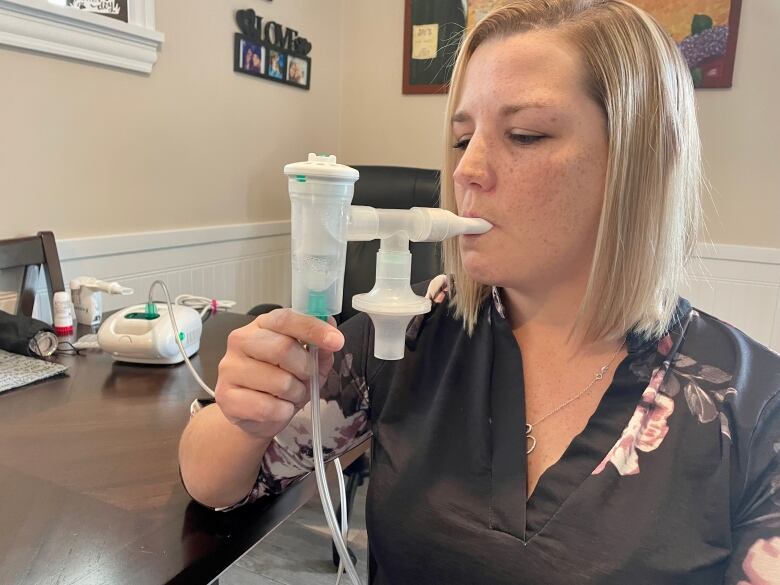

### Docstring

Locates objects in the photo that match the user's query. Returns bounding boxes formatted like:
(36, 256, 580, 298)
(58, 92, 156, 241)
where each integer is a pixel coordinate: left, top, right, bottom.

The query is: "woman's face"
(452, 31, 609, 293)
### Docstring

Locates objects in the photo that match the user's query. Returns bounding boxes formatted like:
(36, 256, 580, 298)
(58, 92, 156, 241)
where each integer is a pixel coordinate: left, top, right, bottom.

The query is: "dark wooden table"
(0, 312, 368, 585)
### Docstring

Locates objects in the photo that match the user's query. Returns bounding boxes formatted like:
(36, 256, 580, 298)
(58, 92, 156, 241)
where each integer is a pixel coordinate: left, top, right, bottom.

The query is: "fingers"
(231, 326, 310, 381)
(217, 385, 297, 432)
(229, 311, 343, 381)
(255, 309, 344, 352)
(216, 310, 345, 439)
(218, 357, 309, 407)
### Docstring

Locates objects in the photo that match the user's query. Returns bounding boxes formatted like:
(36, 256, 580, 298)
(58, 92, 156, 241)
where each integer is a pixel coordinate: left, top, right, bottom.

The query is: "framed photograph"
(267, 49, 287, 81)
(287, 55, 310, 89)
(237, 37, 265, 76)
(234, 34, 311, 91)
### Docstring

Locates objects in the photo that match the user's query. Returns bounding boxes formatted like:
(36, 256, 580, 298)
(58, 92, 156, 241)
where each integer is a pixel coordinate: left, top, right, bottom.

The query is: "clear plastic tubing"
(309, 344, 364, 585)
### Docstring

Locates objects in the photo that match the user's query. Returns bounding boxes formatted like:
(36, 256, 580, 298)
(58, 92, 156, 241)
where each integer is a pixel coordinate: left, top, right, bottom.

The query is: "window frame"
(0, 0, 163, 73)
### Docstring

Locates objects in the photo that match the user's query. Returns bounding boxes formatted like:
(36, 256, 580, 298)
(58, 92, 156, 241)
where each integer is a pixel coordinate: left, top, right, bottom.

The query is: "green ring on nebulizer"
(306, 291, 329, 322)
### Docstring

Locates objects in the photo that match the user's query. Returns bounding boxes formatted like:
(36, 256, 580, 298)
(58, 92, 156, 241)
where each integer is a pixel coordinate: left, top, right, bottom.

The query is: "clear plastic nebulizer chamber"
(285, 153, 492, 361)
(285, 153, 359, 319)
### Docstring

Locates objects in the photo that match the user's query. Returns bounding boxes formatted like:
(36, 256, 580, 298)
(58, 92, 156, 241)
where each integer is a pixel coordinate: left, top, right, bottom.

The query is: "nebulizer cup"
(285, 154, 359, 320)
(285, 153, 364, 585)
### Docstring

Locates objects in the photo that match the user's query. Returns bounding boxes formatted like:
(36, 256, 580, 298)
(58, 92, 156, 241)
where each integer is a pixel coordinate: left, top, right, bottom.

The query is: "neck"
(502, 268, 617, 359)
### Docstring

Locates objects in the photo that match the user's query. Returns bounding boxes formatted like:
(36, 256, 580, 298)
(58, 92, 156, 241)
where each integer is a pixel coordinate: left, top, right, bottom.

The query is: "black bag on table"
(0, 310, 58, 357)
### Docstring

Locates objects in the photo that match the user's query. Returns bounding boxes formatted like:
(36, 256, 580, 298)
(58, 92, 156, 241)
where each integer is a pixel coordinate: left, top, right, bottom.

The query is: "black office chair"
(247, 165, 442, 567)
(0, 231, 64, 318)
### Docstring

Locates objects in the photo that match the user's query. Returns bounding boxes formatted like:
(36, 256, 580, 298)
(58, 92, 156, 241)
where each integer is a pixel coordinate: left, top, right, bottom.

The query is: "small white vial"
(53, 291, 74, 336)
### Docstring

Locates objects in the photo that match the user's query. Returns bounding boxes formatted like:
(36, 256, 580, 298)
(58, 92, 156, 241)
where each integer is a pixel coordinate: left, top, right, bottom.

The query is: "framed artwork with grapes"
(621, 0, 742, 88)
(462, 0, 742, 90)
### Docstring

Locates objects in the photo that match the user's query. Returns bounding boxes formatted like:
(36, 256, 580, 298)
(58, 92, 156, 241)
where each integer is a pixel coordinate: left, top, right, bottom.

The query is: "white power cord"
(149, 279, 358, 585)
(174, 294, 236, 318)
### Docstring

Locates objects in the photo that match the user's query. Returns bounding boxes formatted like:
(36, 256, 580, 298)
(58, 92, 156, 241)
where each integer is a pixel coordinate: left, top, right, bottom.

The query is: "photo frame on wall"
(402, 0, 742, 93)
(402, 0, 466, 94)
(237, 36, 266, 76)
(233, 9, 312, 90)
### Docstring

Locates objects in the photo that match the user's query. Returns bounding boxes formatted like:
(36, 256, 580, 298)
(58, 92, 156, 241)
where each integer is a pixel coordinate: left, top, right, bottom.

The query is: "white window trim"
(0, 0, 163, 73)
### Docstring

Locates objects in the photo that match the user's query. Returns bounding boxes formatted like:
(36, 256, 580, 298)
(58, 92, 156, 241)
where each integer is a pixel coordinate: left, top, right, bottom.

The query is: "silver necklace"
(525, 343, 625, 455)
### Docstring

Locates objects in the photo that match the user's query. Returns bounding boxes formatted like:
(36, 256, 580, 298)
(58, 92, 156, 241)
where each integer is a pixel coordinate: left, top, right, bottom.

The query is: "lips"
(460, 210, 494, 227)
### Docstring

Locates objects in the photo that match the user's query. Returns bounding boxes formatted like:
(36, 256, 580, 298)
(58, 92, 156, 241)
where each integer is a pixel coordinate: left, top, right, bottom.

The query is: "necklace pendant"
(525, 423, 536, 455)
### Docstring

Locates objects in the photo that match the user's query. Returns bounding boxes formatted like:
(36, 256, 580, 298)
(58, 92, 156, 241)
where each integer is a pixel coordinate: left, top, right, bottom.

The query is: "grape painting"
(631, 0, 742, 88)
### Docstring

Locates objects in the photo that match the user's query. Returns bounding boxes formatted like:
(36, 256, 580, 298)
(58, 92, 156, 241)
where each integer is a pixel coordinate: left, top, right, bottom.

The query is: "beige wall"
(1, 1, 777, 248)
(339, 1, 447, 170)
(339, 1, 780, 249)
(695, 1, 780, 248)
(0, 0, 344, 239)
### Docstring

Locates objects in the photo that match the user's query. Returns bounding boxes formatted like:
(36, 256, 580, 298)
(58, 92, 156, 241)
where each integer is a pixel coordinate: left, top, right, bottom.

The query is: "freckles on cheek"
(515, 163, 566, 219)
(507, 154, 601, 255)
(546, 150, 603, 217)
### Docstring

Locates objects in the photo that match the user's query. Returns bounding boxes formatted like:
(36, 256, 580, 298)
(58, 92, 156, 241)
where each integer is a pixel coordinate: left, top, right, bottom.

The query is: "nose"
(453, 132, 496, 193)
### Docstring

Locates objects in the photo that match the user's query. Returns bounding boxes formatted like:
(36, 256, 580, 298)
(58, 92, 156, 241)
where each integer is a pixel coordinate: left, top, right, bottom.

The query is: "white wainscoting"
(682, 243, 780, 351)
(25, 228, 780, 352)
(33, 221, 292, 323)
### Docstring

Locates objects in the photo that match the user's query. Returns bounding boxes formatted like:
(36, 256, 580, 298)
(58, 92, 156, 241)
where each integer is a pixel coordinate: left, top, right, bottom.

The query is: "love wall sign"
(233, 9, 313, 90)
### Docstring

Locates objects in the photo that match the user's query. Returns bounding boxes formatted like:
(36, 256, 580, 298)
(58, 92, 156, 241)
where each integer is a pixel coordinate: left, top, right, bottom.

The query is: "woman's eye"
(509, 133, 544, 145)
(452, 137, 471, 150)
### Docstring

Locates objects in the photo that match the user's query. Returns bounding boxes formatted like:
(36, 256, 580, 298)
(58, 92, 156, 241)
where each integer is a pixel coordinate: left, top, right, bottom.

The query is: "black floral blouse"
(209, 276, 780, 585)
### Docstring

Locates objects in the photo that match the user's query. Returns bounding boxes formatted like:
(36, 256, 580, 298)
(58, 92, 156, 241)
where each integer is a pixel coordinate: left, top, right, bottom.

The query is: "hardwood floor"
(218, 482, 369, 585)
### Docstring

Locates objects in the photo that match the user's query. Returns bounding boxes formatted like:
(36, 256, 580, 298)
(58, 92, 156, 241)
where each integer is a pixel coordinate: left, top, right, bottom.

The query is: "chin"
(460, 247, 534, 291)
(460, 251, 501, 287)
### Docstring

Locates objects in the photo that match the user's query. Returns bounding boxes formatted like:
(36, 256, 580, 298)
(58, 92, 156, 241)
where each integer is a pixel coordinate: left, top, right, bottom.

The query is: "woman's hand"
(215, 309, 344, 440)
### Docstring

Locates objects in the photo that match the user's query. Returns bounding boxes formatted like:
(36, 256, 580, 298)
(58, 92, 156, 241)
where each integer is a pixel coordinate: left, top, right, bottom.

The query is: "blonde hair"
(442, 0, 702, 343)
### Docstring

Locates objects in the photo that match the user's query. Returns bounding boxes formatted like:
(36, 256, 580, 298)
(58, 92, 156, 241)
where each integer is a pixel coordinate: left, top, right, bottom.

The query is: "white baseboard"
(23, 229, 780, 352)
(33, 221, 292, 324)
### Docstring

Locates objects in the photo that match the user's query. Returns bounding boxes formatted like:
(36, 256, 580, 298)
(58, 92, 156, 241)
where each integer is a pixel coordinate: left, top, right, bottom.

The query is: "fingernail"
(323, 331, 342, 350)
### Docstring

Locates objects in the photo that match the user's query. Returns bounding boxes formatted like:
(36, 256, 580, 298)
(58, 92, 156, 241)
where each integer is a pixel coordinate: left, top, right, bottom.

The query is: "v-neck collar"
(486, 293, 692, 543)
(488, 301, 529, 539)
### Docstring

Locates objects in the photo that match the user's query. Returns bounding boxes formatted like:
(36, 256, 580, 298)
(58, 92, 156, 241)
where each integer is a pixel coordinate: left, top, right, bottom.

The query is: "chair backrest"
(338, 166, 442, 323)
(0, 231, 64, 317)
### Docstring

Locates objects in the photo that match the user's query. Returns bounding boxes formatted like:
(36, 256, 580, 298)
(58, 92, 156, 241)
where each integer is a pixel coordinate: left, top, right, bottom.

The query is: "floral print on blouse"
(192, 276, 780, 585)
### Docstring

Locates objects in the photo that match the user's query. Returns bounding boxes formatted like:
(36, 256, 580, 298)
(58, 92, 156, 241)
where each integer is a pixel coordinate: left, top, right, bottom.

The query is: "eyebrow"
(451, 101, 556, 124)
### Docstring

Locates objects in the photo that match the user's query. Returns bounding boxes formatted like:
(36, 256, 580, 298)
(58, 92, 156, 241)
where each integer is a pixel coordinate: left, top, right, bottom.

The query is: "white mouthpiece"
(347, 206, 493, 243)
(454, 216, 493, 235)
(409, 208, 493, 241)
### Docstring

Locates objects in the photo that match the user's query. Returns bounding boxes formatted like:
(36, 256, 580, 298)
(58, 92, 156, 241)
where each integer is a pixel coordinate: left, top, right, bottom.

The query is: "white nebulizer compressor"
(98, 303, 202, 365)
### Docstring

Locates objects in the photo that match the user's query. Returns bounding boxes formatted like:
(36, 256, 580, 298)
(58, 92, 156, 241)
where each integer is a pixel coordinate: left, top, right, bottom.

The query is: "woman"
(179, 1, 780, 583)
